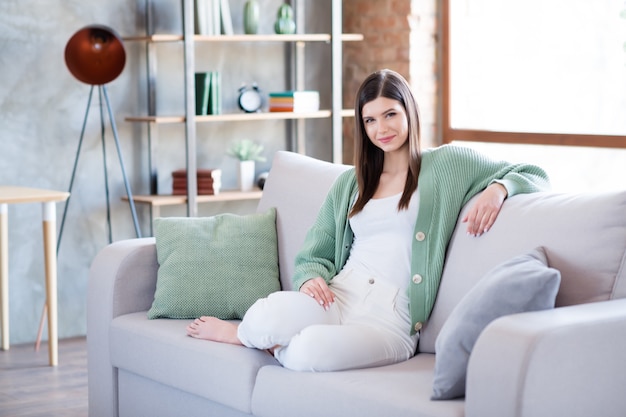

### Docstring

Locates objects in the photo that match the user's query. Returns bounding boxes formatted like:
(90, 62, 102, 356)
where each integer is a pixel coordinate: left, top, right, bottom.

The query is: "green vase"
(244, 0, 260, 35)
(274, 3, 296, 34)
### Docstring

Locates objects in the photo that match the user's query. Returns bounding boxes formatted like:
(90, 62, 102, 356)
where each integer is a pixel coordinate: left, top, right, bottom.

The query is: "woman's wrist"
(490, 181, 508, 199)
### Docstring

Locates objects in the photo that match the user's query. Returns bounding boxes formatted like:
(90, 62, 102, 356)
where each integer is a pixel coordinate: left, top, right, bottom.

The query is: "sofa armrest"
(465, 298, 626, 417)
(87, 237, 158, 417)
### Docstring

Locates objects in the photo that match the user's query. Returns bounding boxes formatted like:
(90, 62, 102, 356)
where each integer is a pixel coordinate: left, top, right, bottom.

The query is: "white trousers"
(237, 269, 419, 372)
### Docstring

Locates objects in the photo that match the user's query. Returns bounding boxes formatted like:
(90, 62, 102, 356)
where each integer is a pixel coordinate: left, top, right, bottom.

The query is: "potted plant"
(227, 139, 266, 192)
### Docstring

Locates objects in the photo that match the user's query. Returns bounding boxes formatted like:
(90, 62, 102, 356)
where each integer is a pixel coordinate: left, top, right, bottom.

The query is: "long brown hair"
(350, 69, 422, 217)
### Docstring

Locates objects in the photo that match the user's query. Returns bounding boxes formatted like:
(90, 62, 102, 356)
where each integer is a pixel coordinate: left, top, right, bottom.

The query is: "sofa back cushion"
(419, 190, 626, 353)
(257, 151, 351, 291)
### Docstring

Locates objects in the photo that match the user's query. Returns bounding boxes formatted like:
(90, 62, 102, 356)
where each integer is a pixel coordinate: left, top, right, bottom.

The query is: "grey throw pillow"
(431, 247, 561, 400)
(147, 208, 281, 320)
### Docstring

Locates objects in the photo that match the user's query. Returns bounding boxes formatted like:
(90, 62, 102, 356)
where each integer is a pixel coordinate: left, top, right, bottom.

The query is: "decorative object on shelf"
(238, 83, 264, 113)
(172, 169, 222, 195)
(243, 0, 260, 35)
(227, 139, 266, 162)
(62, 24, 141, 243)
(274, 3, 296, 35)
(227, 139, 266, 192)
(195, 71, 221, 115)
(269, 90, 320, 113)
(257, 171, 269, 189)
(238, 160, 256, 192)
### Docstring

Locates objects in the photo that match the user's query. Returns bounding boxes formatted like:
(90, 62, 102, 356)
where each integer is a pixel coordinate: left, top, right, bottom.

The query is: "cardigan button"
(415, 231, 426, 241)
(414, 322, 423, 332)
(412, 274, 423, 284)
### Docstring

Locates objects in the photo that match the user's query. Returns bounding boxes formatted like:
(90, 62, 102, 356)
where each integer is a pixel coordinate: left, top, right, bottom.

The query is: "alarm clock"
(238, 83, 264, 113)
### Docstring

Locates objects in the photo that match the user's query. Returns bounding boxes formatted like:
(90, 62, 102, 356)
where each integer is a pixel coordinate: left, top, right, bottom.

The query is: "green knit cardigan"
(292, 144, 550, 334)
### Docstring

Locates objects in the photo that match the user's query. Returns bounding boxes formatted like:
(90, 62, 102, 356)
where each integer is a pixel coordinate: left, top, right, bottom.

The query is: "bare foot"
(186, 316, 243, 345)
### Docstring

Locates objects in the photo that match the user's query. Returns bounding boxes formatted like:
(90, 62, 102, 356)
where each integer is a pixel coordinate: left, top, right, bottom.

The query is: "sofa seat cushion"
(110, 312, 278, 414)
(251, 354, 464, 417)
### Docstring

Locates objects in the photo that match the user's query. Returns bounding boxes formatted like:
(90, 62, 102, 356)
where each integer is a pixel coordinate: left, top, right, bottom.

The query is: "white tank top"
(343, 190, 420, 291)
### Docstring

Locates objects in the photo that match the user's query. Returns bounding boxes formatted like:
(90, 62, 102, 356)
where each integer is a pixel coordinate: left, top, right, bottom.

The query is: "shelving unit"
(125, 0, 362, 226)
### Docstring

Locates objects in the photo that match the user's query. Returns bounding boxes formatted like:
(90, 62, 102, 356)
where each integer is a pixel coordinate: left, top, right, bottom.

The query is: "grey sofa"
(88, 150, 626, 417)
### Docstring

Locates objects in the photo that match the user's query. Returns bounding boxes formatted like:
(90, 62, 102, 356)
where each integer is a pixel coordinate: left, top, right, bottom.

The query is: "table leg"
(0, 203, 8, 351)
(42, 202, 58, 366)
(150, 205, 160, 236)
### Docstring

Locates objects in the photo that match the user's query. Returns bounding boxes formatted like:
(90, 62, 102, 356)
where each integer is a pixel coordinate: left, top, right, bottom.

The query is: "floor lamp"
(35, 25, 142, 350)
(62, 24, 141, 242)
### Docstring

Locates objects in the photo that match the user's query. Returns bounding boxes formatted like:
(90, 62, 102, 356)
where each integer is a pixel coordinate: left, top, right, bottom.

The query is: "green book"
(269, 91, 296, 98)
(209, 71, 221, 115)
(195, 72, 211, 115)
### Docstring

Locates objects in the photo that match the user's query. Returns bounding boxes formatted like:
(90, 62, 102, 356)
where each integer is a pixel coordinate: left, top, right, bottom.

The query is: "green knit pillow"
(147, 208, 280, 320)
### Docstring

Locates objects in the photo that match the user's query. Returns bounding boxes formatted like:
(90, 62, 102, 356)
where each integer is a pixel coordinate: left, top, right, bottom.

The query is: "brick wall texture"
(342, 0, 439, 163)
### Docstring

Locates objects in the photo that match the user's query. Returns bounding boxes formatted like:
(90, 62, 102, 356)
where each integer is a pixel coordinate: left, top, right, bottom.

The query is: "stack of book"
(268, 91, 320, 113)
(195, 71, 221, 115)
(195, 0, 233, 35)
(172, 169, 222, 196)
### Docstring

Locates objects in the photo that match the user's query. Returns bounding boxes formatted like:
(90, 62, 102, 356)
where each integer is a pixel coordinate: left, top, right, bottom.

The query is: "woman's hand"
(300, 277, 335, 311)
(462, 183, 508, 237)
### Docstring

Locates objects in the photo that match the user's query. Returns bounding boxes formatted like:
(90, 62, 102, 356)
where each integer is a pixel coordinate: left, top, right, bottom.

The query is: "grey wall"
(0, 0, 334, 345)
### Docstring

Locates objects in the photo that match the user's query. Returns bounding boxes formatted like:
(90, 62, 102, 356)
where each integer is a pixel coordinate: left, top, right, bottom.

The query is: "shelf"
(125, 109, 355, 124)
(123, 33, 364, 43)
(123, 34, 184, 42)
(125, 115, 187, 124)
(123, 189, 263, 207)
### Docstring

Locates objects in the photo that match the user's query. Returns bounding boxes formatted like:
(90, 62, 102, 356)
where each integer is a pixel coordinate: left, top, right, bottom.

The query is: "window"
(442, 0, 626, 148)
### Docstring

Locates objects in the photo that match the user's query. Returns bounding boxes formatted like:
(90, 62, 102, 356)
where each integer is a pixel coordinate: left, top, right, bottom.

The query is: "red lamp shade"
(64, 25, 126, 85)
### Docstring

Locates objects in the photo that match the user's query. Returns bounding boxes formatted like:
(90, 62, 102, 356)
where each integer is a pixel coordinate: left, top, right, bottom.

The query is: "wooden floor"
(0, 337, 87, 417)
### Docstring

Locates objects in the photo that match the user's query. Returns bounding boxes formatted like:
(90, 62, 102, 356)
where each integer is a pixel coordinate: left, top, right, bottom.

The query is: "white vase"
(238, 160, 255, 192)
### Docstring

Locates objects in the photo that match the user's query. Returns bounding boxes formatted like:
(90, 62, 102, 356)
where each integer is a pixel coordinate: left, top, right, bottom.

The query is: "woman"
(186, 69, 550, 372)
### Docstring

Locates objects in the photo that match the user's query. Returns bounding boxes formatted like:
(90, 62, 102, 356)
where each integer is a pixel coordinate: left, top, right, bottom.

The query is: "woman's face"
(362, 96, 409, 154)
